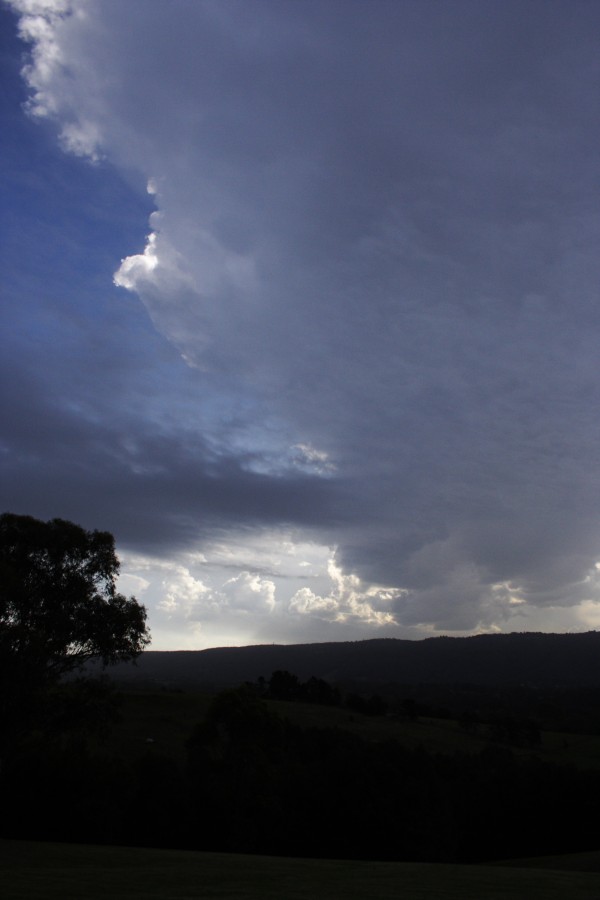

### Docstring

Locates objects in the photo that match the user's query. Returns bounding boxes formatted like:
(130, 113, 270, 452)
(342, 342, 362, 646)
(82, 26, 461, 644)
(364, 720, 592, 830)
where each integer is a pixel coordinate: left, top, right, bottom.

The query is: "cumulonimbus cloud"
(5, 0, 600, 640)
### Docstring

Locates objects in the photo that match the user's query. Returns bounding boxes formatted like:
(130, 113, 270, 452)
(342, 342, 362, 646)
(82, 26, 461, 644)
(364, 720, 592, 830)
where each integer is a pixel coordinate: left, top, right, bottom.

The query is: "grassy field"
(96, 689, 212, 761)
(3, 840, 600, 900)
(98, 687, 600, 771)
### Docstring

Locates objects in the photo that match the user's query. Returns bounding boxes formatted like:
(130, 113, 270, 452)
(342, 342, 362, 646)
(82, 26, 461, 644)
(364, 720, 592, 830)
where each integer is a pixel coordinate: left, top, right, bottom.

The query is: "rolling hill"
(105, 631, 600, 690)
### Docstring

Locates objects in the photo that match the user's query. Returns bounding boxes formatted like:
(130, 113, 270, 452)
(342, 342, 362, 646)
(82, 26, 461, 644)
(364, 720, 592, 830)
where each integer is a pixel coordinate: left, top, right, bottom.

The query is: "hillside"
(106, 631, 600, 689)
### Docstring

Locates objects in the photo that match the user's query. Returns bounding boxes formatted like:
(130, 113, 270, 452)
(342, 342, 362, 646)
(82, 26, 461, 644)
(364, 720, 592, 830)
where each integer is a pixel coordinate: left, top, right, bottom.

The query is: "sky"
(1, 0, 600, 650)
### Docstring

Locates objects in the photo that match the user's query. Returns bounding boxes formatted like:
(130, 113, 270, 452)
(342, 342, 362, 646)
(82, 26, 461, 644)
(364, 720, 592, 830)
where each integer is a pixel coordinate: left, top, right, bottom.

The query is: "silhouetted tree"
(268, 669, 300, 701)
(0, 512, 150, 750)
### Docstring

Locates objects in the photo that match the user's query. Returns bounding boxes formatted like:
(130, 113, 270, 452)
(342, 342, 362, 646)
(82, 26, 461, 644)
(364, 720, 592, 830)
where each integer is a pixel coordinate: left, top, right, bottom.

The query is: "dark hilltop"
(107, 631, 600, 690)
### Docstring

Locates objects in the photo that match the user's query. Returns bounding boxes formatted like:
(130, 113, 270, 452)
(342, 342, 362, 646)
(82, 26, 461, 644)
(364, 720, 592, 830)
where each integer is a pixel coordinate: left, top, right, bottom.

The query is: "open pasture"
(2, 840, 600, 900)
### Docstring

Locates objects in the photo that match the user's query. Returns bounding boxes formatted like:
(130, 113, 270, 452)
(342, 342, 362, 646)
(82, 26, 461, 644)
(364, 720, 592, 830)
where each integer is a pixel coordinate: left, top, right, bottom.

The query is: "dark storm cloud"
(0, 348, 340, 553)
(3, 0, 600, 636)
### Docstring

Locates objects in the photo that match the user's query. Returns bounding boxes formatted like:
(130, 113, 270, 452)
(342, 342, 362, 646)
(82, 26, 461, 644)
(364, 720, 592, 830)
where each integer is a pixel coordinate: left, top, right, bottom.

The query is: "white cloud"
(222, 571, 276, 613)
(160, 566, 209, 616)
(117, 572, 150, 598)
(117, 535, 402, 648)
(8, 0, 71, 14)
(9, 0, 106, 158)
(289, 556, 398, 627)
(289, 588, 339, 616)
(291, 443, 336, 475)
(119, 553, 209, 619)
(59, 117, 103, 159)
(113, 231, 159, 291)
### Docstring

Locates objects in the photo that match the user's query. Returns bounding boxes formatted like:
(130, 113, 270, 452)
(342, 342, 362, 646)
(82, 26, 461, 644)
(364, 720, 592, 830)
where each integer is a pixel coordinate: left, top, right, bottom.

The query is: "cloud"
(222, 572, 276, 613)
(118, 536, 404, 649)
(289, 559, 398, 628)
(3, 0, 600, 645)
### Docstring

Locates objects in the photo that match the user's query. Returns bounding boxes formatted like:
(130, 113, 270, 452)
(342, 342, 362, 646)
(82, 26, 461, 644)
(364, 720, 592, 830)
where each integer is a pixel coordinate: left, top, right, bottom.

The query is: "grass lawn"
(2, 840, 600, 900)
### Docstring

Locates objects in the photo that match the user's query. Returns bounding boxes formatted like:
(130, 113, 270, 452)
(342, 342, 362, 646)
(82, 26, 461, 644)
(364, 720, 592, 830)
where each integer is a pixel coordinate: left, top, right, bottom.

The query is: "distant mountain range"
(106, 631, 600, 689)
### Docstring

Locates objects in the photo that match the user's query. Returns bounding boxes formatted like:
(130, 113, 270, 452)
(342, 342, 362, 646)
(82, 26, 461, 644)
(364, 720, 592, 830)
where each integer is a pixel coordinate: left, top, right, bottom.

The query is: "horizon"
(2, 1, 600, 651)
(124, 628, 600, 654)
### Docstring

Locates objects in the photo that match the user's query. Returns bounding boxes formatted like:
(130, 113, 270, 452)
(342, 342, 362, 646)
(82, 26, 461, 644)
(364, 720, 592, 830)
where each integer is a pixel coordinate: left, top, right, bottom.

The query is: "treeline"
(255, 670, 542, 745)
(367, 682, 600, 736)
(3, 681, 600, 862)
(254, 669, 388, 716)
(260, 670, 600, 747)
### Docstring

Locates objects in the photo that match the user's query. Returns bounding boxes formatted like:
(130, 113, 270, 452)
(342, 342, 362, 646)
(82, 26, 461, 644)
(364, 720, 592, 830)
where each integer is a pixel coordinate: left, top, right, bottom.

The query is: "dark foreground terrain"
(4, 674, 600, 865)
(4, 634, 600, 870)
(3, 840, 600, 900)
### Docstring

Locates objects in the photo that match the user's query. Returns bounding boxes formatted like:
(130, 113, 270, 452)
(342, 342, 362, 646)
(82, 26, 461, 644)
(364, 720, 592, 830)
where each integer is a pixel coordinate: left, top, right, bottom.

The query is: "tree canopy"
(0, 512, 150, 693)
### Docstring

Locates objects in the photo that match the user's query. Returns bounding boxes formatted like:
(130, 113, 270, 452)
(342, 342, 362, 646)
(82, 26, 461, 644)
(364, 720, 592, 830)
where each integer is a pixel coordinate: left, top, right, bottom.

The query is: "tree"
(267, 669, 300, 701)
(0, 512, 150, 741)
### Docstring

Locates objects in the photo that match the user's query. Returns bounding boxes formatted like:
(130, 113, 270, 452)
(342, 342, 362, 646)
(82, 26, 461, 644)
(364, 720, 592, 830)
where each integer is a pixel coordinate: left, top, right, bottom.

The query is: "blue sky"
(2, 0, 600, 649)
